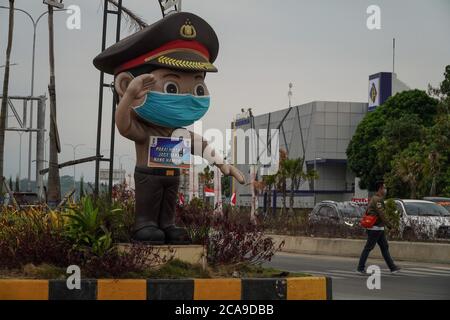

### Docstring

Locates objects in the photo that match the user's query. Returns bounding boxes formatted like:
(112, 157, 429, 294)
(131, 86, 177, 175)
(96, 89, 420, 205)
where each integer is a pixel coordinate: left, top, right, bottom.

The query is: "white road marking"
(328, 269, 413, 277)
(301, 270, 357, 279)
(301, 271, 346, 279)
(402, 268, 450, 277)
(300, 267, 450, 279)
(429, 266, 450, 271)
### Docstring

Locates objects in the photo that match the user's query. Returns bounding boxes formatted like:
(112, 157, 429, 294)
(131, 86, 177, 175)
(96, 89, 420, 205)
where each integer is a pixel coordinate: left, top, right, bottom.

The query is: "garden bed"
(0, 259, 308, 280)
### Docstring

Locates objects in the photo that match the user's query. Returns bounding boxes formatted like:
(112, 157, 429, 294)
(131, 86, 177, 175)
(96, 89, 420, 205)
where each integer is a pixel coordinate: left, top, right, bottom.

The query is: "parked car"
(309, 201, 366, 228)
(394, 199, 450, 239)
(423, 197, 450, 213)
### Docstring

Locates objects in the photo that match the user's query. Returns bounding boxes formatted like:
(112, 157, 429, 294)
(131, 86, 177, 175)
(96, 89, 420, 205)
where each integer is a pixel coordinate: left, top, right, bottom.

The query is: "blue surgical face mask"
(133, 91, 210, 128)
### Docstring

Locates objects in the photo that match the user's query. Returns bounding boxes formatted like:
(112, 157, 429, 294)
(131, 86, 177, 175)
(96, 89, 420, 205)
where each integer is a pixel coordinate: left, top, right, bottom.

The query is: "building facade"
(233, 100, 368, 208)
(231, 71, 410, 209)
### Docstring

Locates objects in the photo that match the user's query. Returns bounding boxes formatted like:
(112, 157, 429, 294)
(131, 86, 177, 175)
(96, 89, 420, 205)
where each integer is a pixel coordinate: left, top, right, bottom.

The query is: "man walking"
(357, 181, 401, 274)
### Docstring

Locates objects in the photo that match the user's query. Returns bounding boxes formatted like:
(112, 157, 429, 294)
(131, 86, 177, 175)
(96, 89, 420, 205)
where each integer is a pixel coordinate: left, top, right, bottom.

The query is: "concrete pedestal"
(117, 244, 206, 268)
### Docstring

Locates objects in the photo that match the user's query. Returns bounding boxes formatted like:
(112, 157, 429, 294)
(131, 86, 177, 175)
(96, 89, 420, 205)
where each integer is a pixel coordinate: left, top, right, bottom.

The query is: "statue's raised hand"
(218, 164, 246, 185)
(125, 74, 156, 105)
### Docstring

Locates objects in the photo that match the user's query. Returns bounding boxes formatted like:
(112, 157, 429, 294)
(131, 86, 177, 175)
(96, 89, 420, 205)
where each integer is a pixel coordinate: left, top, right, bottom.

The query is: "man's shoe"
(391, 267, 401, 274)
(356, 269, 367, 275)
(163, 226, 192, 245)
(132, 226, 165, 245)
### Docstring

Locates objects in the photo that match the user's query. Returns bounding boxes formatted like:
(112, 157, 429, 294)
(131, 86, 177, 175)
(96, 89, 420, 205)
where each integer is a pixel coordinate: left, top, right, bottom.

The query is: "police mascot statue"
(93, 12, 245, 245)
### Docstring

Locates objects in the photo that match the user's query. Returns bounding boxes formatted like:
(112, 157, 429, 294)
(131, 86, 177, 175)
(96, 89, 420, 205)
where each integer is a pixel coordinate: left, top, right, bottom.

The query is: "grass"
(125, 260, 211, 279)
(0, 263, 67, 279)
(0, 260, 310, 279)
(211, 263, 308, 278)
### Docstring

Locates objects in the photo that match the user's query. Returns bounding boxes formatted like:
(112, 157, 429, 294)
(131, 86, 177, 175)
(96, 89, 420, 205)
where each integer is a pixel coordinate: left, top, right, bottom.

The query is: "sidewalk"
(269, 235, 450, 264)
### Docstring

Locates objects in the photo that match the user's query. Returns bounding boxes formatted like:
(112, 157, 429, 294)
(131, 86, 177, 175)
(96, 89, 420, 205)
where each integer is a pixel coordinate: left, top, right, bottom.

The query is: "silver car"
(394, 200, 450, 239)
(309, 201, 366, 228)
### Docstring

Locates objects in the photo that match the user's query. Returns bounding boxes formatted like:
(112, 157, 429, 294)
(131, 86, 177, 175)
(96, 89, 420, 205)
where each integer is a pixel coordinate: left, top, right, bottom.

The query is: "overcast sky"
(1, 0, 449, 183)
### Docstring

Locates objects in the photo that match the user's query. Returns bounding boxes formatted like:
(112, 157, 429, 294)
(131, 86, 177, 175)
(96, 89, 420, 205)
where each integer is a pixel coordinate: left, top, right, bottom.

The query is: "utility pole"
(0, 5, 65, 193)
(0, 0, 15, 195)
(46, 1, 64, 207)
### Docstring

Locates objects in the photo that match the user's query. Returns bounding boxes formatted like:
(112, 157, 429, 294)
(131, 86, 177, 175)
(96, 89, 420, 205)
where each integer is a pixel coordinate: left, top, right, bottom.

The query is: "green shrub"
(384, 199, 401, 237)
(63, 197, 119, 256)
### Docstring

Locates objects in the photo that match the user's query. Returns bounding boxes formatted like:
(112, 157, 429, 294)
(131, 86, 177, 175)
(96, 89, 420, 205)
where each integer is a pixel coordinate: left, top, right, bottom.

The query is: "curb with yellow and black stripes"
(0, 277, 332, 300)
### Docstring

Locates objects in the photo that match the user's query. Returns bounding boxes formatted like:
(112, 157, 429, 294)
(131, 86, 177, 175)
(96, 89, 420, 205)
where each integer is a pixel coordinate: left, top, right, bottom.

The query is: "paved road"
(265, 252, 450, 300)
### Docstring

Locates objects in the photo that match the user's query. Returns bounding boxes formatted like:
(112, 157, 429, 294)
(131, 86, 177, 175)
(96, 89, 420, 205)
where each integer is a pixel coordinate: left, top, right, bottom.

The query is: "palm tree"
(305, 168, 320, 190)
(394, 155, 423, 199)
(283, 157, 320, 214)
(428, 151, 440, 197)
(0, 0, 15, 195)
(262, 174, 277, 215)
(283, 158, 303, 214)
(276, 149, 288, 215)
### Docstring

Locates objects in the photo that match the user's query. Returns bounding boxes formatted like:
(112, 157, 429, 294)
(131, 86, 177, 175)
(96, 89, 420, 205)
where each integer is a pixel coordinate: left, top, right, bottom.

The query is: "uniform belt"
(135, 166, 181, 177)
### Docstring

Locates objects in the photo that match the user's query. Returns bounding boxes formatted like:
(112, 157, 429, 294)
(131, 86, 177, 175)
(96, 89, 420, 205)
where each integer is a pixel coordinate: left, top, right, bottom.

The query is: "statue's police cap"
(93, 12, 219, 75)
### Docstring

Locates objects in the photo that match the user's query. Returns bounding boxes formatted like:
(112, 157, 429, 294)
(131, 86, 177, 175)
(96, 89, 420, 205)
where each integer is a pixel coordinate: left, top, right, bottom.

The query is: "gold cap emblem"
(180, 19, 197, 39)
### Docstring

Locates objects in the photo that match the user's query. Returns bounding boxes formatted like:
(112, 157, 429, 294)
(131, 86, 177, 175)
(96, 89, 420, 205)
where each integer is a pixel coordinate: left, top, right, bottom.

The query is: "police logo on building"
(370, 83, 378, 104)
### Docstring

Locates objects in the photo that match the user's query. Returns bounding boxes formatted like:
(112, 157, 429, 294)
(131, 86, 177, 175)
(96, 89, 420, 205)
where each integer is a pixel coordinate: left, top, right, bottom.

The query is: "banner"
(148, 136, 191, 169)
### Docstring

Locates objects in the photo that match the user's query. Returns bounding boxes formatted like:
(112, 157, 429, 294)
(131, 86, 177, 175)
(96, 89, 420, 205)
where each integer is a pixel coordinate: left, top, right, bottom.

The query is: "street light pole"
(288, 83, 293, 108)
(65, 143, 85, 189)
(314, 158, 316, 205)
(19, 132, 22, 182)
(248, 107, 258, 224)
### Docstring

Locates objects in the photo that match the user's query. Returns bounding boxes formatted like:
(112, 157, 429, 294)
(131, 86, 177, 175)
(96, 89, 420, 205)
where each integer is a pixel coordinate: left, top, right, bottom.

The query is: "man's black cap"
(93, 12, 219, 75)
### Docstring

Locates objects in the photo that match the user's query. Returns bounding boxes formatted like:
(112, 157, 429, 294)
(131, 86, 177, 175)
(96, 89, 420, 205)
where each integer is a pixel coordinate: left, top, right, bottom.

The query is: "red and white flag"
(178, 193, 185, 206)
(230, 192, 236, 206)
(204, 187, 215, 197)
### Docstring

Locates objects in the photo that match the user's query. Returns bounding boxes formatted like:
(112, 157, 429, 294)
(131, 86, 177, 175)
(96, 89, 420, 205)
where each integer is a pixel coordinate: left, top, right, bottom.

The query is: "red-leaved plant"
(176, 200, 284, 267)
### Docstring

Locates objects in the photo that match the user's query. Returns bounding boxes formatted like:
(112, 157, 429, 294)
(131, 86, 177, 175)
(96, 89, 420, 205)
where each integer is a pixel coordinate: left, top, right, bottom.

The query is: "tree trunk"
(289, 179, 295, 214)
(430, 176, 437, 197)
(0, 0, 15, 195)
(410, 181, 417, 199)
(46, 6, 61, 207)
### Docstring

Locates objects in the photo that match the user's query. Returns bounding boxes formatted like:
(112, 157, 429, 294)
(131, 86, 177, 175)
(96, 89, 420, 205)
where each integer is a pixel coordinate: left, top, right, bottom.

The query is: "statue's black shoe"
(163, 226, 192, 245)
(132, 226, 165, 245)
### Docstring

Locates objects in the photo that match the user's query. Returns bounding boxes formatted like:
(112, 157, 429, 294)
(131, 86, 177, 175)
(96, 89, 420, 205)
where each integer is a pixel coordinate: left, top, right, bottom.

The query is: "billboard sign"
(368, 72, 392, 112)
(368, 77, 380, 110)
